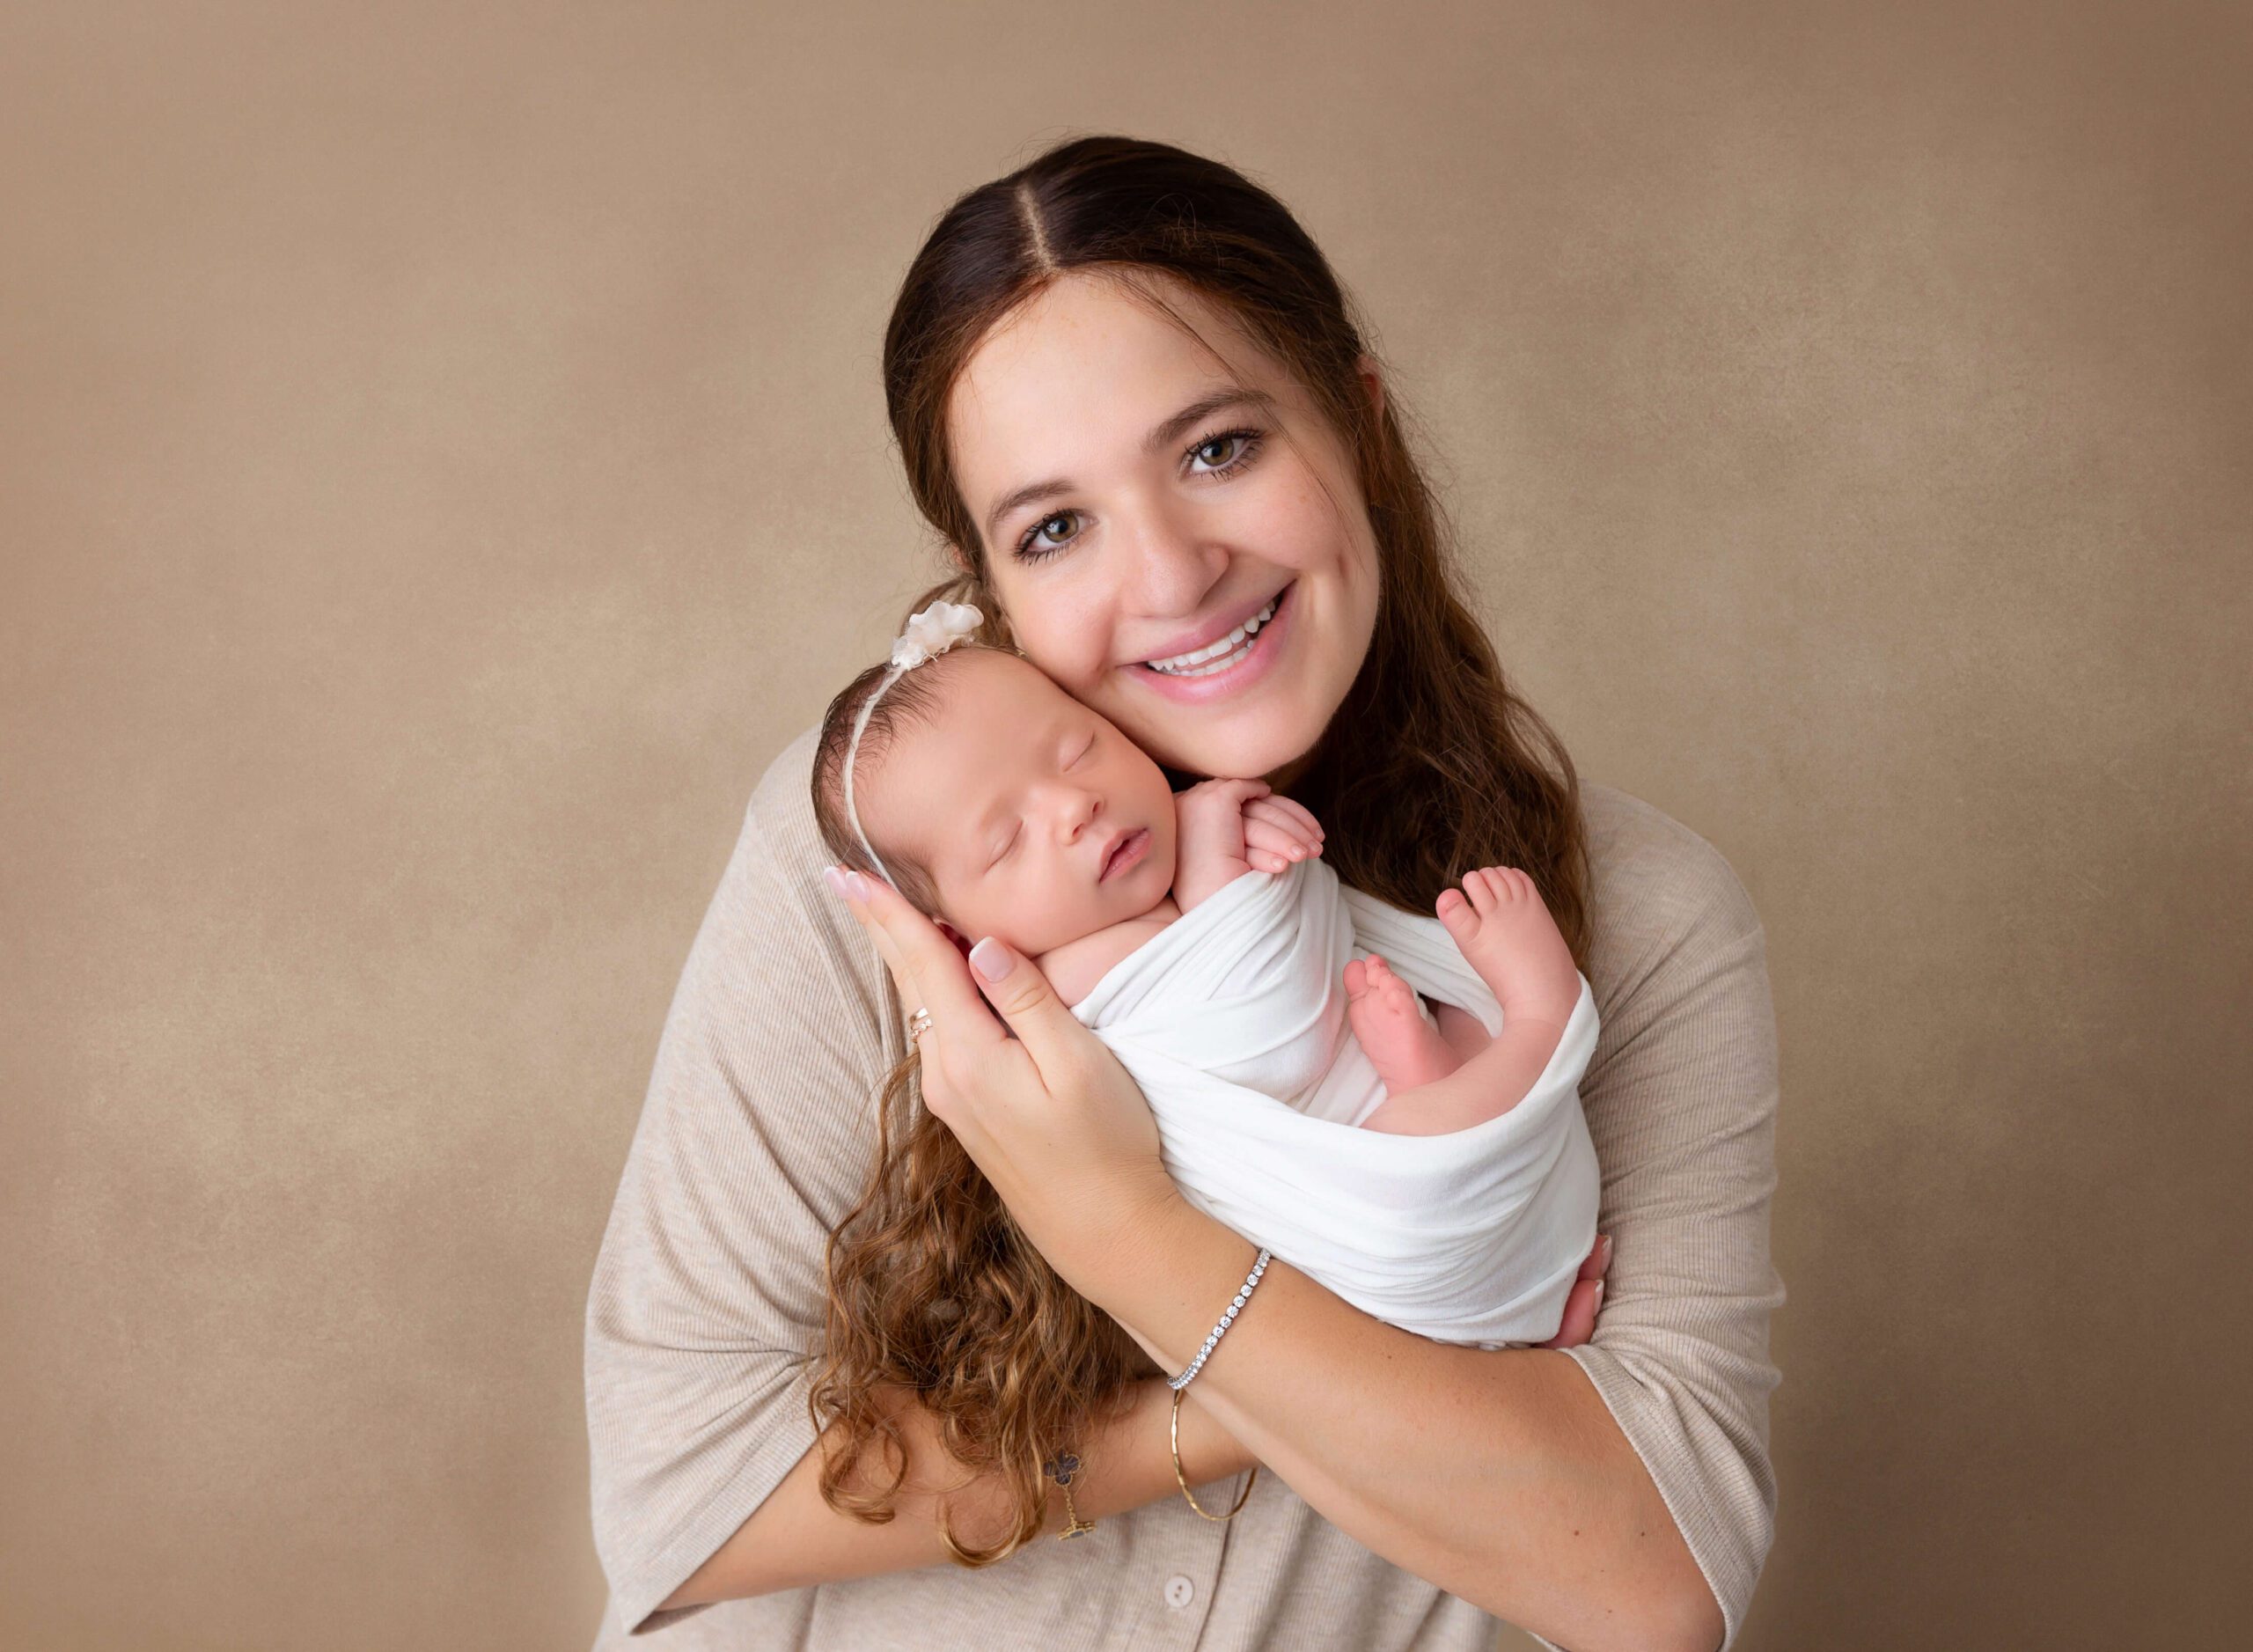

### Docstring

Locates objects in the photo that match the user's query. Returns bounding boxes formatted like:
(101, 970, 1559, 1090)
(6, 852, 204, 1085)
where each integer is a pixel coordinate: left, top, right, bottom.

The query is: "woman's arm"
(659, 1377, 1252, 1609)
(667, 1230, 1614, 1613)
(1103, 1208, 1720, 1652)
(833, 794, 1777, 1652)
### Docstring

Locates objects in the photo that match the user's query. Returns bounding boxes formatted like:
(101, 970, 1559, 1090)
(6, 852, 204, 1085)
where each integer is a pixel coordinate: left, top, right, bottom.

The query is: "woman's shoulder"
(617, 725, 889, 1175)
(1580, 780, 1765, 946)
(666, 724, 874, 1015)
(1575, 782, 1769, 1025)
(686, 725, 840, 936)
(740, 723, 828, 870)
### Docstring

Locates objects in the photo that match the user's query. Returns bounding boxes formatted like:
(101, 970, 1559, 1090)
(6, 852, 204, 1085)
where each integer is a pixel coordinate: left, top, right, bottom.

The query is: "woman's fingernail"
(1599, 1234, 1614, 1273)
(969, 937, 1011, 981)
(842, 871, 870, 900)
(1591, 1281, 1605, 1312)
(822, 866, 846, 898)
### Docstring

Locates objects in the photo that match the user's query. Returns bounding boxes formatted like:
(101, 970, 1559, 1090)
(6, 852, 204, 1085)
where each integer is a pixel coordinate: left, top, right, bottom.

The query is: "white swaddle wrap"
(1068, 857, 1602, 1347)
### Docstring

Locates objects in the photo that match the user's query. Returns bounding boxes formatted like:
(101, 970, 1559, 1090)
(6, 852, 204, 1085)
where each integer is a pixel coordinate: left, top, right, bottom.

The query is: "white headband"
(841, 600, 986, 886)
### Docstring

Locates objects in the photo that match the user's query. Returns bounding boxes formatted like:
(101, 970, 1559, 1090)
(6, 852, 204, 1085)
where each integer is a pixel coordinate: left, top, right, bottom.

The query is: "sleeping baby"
(811, 604, 1601, 1347)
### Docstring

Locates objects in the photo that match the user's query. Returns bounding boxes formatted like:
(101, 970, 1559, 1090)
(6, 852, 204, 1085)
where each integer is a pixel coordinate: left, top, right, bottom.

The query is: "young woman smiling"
(586, 137, 1780, 1652)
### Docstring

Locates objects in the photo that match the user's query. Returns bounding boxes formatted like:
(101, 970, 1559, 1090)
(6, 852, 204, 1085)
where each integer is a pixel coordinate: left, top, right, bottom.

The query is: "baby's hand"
(1172, 779, 1325, 911)
(1238, 787, 1325, 874)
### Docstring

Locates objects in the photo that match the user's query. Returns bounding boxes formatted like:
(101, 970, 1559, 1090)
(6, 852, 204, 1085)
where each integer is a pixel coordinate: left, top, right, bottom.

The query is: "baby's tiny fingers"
(1265, 794, 1325, 841)
(1244, 819, 1312, 863)
(1244, 805, 1319, 859)
(1245, 797, 1322, 844)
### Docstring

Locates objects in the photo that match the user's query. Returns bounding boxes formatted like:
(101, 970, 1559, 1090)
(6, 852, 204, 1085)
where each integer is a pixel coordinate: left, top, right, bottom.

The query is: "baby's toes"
(1370, 958, 1421, 1014)
(1463, 869, 1500, 915)
(1436, 885, 1482, 946)
(1348, 955, 1403, 1018)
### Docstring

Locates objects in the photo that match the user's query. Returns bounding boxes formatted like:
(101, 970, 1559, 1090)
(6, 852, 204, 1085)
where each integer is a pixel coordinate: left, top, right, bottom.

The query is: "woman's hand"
(1537, 1232, 1613, 1349)
(825, 867, 1181, 1304)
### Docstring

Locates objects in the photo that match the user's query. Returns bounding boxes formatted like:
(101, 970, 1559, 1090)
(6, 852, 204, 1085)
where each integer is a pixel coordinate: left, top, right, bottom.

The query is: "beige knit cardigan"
(584, 728, 1784, 1649)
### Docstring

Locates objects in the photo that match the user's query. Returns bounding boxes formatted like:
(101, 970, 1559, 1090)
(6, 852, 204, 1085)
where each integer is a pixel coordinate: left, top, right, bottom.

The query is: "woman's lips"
(1129, 579, 1295, 703)
(1099, 826, 1150, 883)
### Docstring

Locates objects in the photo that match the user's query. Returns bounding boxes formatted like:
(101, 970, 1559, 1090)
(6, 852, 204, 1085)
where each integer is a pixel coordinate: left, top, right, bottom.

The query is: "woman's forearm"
(1105, 1198, 1724, 1652)
(658, 1375, 1255, 1612)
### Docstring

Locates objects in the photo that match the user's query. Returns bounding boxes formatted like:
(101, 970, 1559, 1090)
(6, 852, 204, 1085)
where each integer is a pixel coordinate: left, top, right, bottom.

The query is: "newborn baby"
(813, 641, 1583, 1135)
(813, 627, 1601, 1345)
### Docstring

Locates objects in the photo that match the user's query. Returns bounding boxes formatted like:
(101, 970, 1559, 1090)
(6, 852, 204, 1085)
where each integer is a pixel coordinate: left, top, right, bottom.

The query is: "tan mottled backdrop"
(4, 2, 2247, 1648)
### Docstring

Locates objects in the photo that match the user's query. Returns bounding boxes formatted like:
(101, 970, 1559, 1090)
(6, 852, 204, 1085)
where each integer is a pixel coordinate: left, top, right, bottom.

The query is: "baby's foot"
(1345, 954, 1463, 1092)
(1435, 868, 1582, 1032)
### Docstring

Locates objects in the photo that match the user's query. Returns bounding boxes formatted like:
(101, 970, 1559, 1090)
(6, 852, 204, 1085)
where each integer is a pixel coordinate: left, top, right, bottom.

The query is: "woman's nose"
(1119, 496, 1230, 616)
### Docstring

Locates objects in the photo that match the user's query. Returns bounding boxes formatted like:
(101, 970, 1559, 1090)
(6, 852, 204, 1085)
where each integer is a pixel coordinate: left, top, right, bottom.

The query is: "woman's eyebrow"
(984, 475, 1068, 545)
(1143, 388, 1274, 455)
(980, 388, 1278, 544)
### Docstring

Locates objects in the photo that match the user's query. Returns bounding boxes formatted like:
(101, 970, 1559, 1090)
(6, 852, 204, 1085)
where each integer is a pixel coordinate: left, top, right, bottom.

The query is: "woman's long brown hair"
(806, 135, 1589, 1562)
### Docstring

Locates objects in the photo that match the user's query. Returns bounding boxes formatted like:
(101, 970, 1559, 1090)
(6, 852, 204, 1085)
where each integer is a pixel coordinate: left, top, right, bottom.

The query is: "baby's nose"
(1052, 786, 1102, 839)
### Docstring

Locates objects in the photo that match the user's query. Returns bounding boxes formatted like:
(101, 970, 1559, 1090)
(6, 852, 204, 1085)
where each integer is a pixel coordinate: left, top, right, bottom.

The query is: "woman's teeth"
(1145, 595, 1279, 676)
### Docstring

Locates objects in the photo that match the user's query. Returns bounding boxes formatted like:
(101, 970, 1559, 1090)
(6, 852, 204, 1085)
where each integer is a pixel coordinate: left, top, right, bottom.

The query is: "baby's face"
(858, 649, 1178, 958)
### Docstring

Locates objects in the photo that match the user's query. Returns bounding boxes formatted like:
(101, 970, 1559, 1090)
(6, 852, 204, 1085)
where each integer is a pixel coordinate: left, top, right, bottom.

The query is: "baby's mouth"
(1099, 826, 1150, 883)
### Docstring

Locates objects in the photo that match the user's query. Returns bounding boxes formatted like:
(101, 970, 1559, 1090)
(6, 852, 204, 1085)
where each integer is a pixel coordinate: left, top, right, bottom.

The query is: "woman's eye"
(1187, 428, 1261, 474)
(1015, 510, 1082, 562)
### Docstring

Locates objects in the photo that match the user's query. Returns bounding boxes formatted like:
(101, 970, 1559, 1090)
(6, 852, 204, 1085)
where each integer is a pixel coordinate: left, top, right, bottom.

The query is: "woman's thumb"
(967, 936, 1082, 1065)
(968, 936, 1043, 1010)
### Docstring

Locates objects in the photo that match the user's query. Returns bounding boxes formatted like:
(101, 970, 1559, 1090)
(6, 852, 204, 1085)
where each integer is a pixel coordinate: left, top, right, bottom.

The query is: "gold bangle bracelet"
(1170, 1385, 1257, 1521)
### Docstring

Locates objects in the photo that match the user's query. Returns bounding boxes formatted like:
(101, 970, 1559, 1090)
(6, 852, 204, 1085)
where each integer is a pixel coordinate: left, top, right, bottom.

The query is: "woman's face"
(944, 271, 1383, 783)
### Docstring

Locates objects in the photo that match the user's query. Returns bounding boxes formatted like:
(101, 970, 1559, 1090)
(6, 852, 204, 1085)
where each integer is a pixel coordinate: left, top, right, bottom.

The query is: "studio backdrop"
(4, 3, 2246, 1648)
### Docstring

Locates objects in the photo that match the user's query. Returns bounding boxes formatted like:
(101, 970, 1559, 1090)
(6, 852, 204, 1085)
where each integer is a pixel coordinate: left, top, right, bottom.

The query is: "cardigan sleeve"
(583, 729, 894, 1637)
(1533, 785, 1786, 1652)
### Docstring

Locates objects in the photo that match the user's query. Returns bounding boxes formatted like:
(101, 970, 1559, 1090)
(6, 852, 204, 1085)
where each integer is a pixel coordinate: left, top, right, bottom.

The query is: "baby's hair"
(811, 644, 996, 921)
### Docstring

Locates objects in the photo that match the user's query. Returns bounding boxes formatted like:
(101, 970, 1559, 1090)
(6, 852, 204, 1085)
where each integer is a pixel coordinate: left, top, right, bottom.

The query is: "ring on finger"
(906, 1006, 934, 1042)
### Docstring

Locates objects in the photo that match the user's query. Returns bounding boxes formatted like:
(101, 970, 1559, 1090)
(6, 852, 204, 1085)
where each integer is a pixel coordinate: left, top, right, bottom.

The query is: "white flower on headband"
(890, 600, 984, 670)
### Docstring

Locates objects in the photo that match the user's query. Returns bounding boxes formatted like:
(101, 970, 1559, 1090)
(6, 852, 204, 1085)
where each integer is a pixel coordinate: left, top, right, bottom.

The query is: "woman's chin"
(1155, 728, 1319, 785)
(1097, 662, 1336, 782)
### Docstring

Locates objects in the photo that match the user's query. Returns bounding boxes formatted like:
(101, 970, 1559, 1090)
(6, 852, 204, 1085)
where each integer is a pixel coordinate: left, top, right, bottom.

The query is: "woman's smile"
(1127, 580, 1294, 702)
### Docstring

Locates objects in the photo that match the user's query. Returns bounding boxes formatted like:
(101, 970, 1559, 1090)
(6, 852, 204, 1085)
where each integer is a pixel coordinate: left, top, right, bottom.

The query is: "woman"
(586, 136, 1780, 1652)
